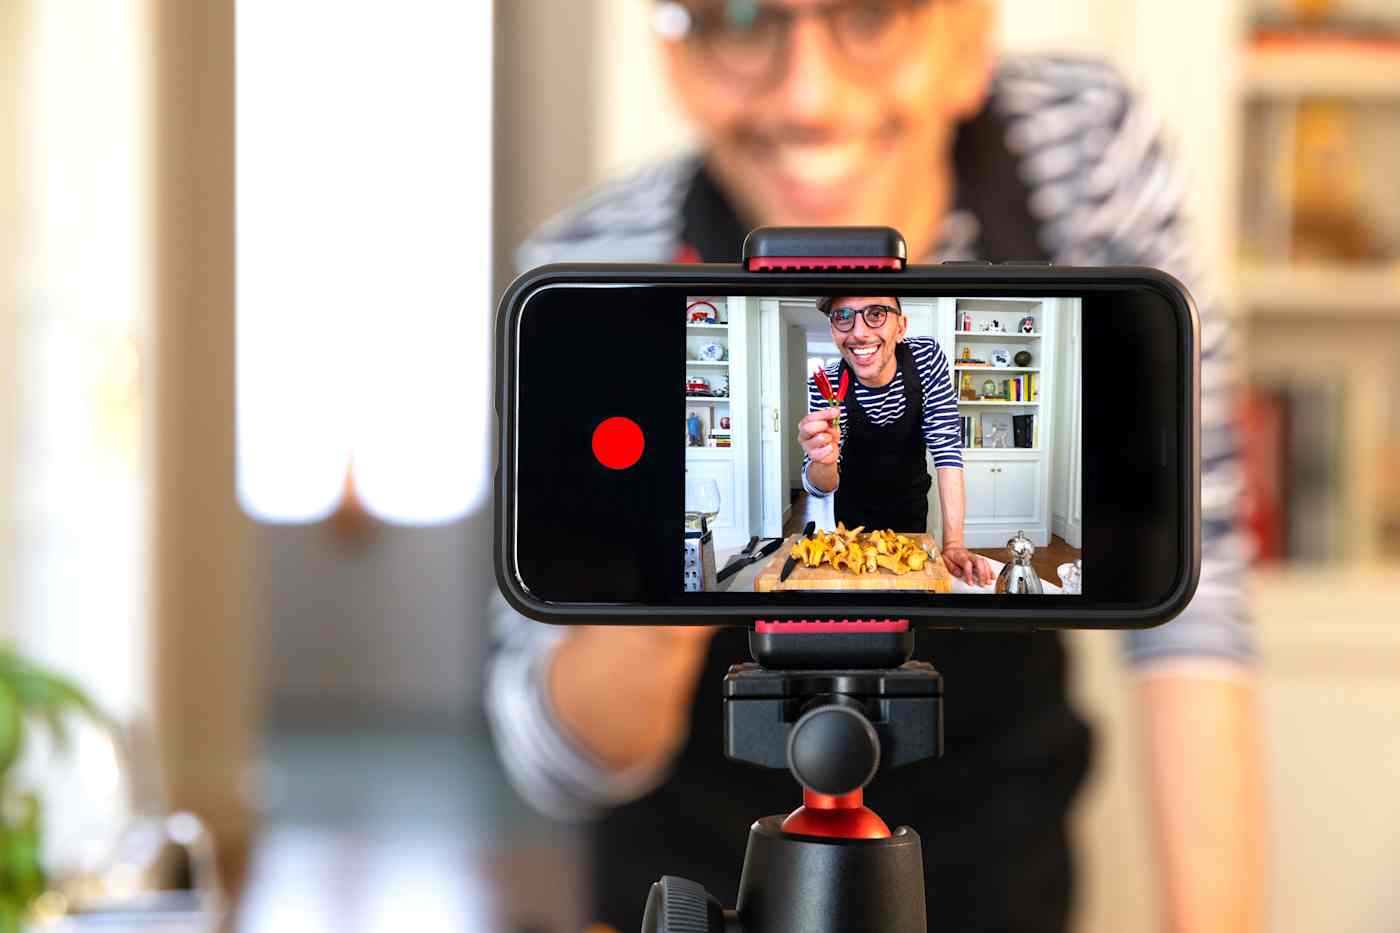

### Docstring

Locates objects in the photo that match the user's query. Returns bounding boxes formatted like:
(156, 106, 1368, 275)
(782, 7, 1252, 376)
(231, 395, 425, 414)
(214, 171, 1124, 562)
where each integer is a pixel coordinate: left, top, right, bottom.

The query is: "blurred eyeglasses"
(653, 1, 934, 88)
(827, 303, 900, 331)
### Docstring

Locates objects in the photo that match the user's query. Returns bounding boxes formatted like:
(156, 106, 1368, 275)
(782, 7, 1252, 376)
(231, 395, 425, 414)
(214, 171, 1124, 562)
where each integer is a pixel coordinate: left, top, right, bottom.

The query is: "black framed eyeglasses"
(653, 1, 934, 89)
(826, 303, 900, 332)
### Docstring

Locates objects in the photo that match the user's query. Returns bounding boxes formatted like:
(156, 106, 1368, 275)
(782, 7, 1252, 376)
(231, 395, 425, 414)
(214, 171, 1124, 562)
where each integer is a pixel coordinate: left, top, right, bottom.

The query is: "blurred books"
(1241, 381, 1346, 564)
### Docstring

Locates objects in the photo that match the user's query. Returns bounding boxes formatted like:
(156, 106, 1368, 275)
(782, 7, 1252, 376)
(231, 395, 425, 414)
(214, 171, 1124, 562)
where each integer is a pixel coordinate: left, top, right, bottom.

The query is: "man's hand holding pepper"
(799, 407, 841, 493)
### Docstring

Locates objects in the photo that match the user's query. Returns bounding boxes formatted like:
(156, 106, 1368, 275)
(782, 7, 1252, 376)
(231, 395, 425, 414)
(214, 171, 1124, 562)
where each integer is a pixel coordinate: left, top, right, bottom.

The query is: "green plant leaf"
(0, 683, 21, 779)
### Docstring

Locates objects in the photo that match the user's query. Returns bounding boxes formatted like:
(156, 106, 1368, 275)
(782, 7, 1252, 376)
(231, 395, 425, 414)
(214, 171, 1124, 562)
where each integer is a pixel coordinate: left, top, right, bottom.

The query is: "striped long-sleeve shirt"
(802, 337, 962, 498)
(489, 55, 1256, 820)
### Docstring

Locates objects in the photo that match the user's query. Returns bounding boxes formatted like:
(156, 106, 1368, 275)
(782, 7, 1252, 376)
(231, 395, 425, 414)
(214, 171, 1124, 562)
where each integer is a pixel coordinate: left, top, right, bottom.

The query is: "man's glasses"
(653, 1, 933, 89)
(827, 304, 900, 332)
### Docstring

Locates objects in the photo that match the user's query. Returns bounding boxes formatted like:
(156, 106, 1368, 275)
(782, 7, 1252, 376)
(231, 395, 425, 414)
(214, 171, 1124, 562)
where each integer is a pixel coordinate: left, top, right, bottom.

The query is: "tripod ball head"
(786, 702, 880, 796)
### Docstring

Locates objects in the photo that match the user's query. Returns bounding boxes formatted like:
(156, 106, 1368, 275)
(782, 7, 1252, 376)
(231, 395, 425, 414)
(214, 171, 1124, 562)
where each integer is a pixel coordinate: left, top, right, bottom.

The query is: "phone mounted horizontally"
(494, 220, 1200, 628)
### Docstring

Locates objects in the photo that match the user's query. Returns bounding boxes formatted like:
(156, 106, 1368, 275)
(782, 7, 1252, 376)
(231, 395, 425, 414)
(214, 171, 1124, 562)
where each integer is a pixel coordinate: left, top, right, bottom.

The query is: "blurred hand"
(548, 625, 720, 772)
(942, 545, 995, 587)
(798, 407, 842, 466)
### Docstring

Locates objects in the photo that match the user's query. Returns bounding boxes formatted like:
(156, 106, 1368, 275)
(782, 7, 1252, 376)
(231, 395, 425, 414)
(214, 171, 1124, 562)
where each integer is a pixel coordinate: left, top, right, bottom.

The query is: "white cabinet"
(994, 460, 1039, 524)
(964, 461, 998, 522)
(962, 457, 1043, 544)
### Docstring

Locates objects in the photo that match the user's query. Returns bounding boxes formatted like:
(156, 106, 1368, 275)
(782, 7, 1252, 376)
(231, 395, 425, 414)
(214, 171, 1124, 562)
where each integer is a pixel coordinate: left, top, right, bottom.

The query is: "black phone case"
(494, 262, 1200, 630)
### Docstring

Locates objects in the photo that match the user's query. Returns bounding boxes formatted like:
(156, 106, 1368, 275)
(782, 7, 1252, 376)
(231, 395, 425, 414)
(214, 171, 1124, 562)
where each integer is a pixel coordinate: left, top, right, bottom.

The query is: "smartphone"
(495, 262, 1199, 629)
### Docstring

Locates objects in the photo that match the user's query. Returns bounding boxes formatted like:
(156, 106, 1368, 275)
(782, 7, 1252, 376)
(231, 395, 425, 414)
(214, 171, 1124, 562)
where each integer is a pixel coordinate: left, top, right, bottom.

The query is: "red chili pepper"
(815, 365, 845, 438)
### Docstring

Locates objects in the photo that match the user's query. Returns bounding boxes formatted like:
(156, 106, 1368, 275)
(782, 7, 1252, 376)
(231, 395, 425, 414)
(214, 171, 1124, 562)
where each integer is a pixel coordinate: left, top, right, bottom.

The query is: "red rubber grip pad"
(754, 619, 909, 633)
(746, 256, 905, 272)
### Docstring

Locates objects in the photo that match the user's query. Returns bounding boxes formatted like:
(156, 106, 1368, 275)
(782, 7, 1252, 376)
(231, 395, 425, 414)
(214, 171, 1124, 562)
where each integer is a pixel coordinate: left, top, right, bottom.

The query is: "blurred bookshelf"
(1236, 1, 1400, 587)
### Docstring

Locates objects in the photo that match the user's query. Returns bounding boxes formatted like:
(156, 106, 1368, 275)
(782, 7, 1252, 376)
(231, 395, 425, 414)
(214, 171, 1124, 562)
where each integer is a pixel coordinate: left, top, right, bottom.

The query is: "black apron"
(590, 103, 1093, 933)
(833, 341, 933, 535)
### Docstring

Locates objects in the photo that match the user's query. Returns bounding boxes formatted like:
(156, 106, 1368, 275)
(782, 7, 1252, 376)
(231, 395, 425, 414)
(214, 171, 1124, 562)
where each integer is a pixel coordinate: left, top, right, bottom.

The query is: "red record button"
(591, 416, 645, 470)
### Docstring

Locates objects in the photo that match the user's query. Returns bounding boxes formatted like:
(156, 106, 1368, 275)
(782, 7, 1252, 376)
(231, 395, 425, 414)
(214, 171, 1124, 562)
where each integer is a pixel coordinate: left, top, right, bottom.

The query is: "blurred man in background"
(489, 2, 1264, 930)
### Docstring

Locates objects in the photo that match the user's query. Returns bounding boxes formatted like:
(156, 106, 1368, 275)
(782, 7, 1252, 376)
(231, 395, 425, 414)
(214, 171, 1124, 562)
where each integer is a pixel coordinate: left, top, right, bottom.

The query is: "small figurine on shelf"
(687, 410, 704, 447)
(980, 319, 1006, 334)
(713, 375, 730, 397)
(960, 346, 973, 361)
(1019, 316, 1036, 335)
(960, 374, 978, 401)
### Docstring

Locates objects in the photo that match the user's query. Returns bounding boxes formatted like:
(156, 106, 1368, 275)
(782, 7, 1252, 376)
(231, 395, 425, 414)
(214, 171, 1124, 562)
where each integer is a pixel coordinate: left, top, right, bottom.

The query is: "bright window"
(236, 2, 494, 525)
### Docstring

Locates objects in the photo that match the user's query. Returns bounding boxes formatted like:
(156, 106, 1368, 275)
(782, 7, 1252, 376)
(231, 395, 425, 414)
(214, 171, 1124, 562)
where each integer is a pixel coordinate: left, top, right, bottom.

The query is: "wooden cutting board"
(754, 532, 953, 593)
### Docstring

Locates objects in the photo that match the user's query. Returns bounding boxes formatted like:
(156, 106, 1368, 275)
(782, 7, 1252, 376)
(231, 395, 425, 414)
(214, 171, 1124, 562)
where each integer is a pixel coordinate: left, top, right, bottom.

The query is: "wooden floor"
(783, 490, 1080, 584)
(972, 534, 1080, 586)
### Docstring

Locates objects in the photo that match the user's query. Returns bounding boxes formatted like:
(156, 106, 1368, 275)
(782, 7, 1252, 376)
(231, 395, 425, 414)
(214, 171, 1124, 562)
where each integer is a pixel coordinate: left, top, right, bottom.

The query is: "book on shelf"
(980, 412, 1014, 449)
(1240, 380, 1344, 564)
(1012, 414, 1034, 449)
(962, 413, 1037, 449)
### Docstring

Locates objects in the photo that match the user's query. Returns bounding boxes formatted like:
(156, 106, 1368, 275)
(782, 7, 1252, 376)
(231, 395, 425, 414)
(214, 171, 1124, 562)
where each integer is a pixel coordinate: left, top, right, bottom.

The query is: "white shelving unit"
(933, 297, 1073, 548)
(684, 297, 757, 552)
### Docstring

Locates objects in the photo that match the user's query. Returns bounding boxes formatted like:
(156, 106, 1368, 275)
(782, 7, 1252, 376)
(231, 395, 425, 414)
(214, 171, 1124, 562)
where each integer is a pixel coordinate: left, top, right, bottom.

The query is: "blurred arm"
(1138, 668, 1267, 933)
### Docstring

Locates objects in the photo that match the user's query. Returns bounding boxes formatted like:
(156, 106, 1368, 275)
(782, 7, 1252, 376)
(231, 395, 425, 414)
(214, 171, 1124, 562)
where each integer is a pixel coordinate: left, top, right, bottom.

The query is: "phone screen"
(501, 273, 1197, 627)
(680, 293, 1079, 597)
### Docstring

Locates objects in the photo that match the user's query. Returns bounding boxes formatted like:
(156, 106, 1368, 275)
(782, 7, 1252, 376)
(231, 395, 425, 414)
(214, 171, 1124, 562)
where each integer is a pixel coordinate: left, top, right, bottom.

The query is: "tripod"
(641, 622, 942, 933)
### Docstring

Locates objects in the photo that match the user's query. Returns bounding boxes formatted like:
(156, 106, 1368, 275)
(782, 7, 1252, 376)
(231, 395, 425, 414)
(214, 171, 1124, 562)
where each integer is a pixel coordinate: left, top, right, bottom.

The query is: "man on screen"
(799, 295, 994, 585)
(489, 2, 1263, 931)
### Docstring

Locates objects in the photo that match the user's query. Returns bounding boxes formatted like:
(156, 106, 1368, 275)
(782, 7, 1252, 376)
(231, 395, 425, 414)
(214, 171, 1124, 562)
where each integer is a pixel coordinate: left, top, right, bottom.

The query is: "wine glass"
(685, 477, 722, 528)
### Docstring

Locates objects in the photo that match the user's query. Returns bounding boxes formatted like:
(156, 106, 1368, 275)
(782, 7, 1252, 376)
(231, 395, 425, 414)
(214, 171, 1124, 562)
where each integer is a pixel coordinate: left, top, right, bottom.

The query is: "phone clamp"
(742, 226, 907, 272)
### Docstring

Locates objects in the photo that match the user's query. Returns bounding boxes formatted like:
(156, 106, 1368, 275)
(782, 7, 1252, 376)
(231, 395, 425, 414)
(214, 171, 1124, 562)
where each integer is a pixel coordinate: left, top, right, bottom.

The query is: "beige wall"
(493, 1, 605, 296)
(149, 0, 258, 881)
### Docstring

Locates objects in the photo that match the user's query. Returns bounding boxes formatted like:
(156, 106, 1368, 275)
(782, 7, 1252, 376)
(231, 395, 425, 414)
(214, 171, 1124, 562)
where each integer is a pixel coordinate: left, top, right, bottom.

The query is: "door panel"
(994, 460, 1039, 524)
(964, 462, 998, 521)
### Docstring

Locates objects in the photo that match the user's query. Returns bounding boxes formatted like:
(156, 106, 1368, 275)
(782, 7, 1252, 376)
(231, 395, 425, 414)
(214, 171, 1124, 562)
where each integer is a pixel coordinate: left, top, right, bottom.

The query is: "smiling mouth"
(740, 125, 900, 217)
(848, 344, 880, 365)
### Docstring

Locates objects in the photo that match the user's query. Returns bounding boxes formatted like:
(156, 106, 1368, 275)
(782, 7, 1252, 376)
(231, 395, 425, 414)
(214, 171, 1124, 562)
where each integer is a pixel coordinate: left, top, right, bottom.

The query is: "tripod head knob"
(641, 875, 734, 933)
(786, 702, 880, 796)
